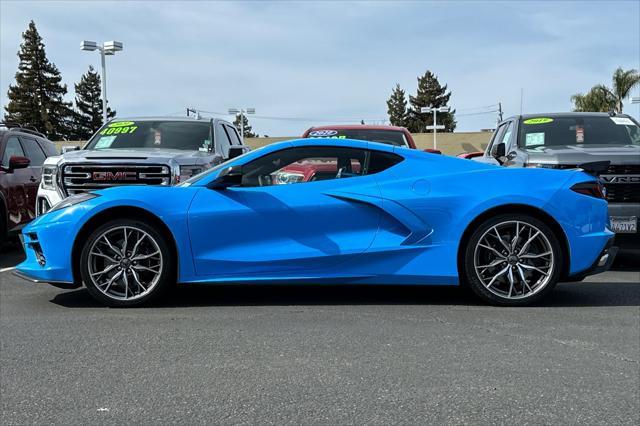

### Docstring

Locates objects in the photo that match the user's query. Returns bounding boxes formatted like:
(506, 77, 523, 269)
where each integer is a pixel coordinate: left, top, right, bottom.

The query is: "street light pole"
(420, 106, 450, 150)
(100, 49, 108, 124)
(81, 40, 123, 124)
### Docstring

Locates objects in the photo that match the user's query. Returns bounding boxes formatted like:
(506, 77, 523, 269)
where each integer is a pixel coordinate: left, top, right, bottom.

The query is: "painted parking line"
(0, 267, 16, 273)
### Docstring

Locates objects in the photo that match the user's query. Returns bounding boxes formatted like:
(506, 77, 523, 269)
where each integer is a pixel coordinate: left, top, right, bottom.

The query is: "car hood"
(52, 148, 219, 166)
(525, 144, 640, 165)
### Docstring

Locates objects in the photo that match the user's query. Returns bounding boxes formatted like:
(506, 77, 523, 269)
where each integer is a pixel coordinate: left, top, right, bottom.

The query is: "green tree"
(572, 67, 639, 113)
(233, 113, 257, 138)
(73, 65, 115, 140)
(571, 86, 616, 112)
(407, 70, 456, 133)
(386, 83, 408, 127)
(4, 21, 74, 140)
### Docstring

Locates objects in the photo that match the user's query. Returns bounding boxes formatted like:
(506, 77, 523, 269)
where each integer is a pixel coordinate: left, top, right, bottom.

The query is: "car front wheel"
(462, 214, 562, 306)
(80, 219, 174, 307)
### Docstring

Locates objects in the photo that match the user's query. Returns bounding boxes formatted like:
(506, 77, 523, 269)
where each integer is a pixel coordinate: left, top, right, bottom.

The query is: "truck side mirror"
(228, 146, 246, 160)
(491, 143, 506, 159)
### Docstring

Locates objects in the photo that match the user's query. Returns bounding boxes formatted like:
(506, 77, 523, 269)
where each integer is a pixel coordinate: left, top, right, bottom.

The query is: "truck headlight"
(41, 165, 58, 190)
(178, 166, 204, 183)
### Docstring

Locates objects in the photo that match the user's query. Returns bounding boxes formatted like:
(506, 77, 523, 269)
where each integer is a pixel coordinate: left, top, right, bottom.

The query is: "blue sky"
(1, 0, 639, 136)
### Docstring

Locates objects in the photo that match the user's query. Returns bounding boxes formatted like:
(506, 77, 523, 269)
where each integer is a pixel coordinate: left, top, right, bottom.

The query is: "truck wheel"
(80, 219, 175, 307)
(461, 214, 562, 306)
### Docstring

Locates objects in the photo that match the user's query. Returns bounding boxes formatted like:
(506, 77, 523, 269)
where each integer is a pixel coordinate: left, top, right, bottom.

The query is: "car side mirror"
(8, 156, 30, 172)
(491, 143, 506, 159)
(208, 165, 243, 189)
(227, 146, 246, 160)
(62, 145, 80, 154)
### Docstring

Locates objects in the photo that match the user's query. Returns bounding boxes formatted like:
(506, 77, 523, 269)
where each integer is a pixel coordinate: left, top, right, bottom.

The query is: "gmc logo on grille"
(601, 175, 640, 184)
(92, 171, 137, 181)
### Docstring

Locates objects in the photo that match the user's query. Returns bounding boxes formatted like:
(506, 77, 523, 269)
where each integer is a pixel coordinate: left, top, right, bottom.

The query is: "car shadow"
(50, 280, 640, 309)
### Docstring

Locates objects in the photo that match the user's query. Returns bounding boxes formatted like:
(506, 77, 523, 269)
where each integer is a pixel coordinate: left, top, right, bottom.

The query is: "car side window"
(20, 136, 47, 167)
(224, 125, 242, 145)
(217, 124, 232, 158)
(486, 124, 507, 156)
(1, 136, 25, 168)
(368, 151, 403, 174)
(240, 146, 368, 187)
(499, 122, 514, 150)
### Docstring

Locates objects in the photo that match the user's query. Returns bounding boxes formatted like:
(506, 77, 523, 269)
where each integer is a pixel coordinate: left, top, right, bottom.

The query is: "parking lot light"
(421, 105, 450, 150)
(81, 40, 123, 123)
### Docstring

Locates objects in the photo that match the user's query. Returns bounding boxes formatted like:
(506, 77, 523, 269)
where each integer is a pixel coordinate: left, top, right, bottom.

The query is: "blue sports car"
(15, 138, 616, 307)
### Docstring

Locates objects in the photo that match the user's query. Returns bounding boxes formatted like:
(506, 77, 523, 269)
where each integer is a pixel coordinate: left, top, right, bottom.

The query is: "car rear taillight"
(571, 181, 606, 199)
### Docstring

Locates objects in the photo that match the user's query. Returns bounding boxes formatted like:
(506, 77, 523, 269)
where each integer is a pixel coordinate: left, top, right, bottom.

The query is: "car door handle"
(29, 177, 37, 182)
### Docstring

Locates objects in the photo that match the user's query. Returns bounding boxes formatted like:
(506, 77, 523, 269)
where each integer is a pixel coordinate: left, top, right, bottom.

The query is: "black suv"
(0, 125, 57, 245)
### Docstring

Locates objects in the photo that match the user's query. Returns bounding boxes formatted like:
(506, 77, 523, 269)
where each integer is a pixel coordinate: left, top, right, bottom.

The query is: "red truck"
(0, 125, 57, 246)
(272, 124, 436, 183)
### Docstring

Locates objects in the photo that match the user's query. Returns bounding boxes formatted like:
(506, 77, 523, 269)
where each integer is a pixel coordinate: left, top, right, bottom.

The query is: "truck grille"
(601, 165, 640, 203)
(61, 164, 172, 195)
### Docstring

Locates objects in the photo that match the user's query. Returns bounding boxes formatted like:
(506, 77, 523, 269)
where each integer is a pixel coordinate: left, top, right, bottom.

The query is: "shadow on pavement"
(0, 242, 25, 269)
(50, 279, 640, 309)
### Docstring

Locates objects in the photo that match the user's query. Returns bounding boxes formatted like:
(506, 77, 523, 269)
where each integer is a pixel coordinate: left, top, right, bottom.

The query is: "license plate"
(610, 216, 637, 233)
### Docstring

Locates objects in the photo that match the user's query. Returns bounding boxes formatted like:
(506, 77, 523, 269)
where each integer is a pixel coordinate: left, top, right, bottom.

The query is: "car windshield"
(519, 115, 640, 150)
(85, 120, 213, 151)
(306, 129, 408, 146)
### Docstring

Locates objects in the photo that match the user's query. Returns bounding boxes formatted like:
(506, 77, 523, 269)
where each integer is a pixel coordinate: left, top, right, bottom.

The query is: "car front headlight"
(274, 171, 305, 185)
(48, 193, 100, 213)
(41, 165, 58, 190)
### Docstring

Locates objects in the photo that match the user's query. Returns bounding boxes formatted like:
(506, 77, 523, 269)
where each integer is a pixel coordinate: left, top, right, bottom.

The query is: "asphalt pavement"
(1, 242, 638, 425)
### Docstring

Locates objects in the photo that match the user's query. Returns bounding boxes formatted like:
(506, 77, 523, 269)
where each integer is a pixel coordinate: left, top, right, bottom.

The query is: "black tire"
(80, 219, 175, 307)
(461, 213, 563, 306)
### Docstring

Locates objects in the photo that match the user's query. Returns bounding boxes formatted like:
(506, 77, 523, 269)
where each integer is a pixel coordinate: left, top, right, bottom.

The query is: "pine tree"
(233, 114, 257, 138)
(4, 21, 74, 140)
(386, 84, 408, 127)
(406, 70, 456, 133)
(73, 65, 115, 140)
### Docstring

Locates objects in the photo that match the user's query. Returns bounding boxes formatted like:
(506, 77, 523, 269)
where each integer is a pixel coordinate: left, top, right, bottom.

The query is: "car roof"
(107, 116, 231, 124)
(505, 112, 631, 121)
(307, 124, 409, 132)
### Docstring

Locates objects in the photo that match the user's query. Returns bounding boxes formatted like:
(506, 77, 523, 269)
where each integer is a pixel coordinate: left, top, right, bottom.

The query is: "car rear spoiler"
(578, 161, 610, 177)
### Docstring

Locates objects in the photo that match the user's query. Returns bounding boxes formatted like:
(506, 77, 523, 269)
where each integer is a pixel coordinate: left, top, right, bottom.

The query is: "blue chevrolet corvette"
(15, 138, 616, 307)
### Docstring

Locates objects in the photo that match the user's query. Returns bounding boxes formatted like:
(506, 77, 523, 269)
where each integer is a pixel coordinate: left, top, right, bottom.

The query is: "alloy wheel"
(473, 220, 554, 300)
(87, 226, 163, 301)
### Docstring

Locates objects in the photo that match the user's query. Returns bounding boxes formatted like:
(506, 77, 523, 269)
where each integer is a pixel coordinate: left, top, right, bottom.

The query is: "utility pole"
(420, 106, 450, 150)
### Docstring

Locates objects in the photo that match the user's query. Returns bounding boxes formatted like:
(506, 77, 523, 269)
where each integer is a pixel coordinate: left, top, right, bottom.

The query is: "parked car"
(475, 112, 640, 249)
(285, 124, 439, 183)
(0, 125, 57, 245)
(303, 124, 418, 148)
(16, 138, 615, 307)
(36, 116, 249, 215)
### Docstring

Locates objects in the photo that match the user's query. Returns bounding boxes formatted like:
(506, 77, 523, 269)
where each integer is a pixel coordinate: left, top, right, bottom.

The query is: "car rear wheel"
(80, 219, 174, 307)
(461, 214, 562, 306)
